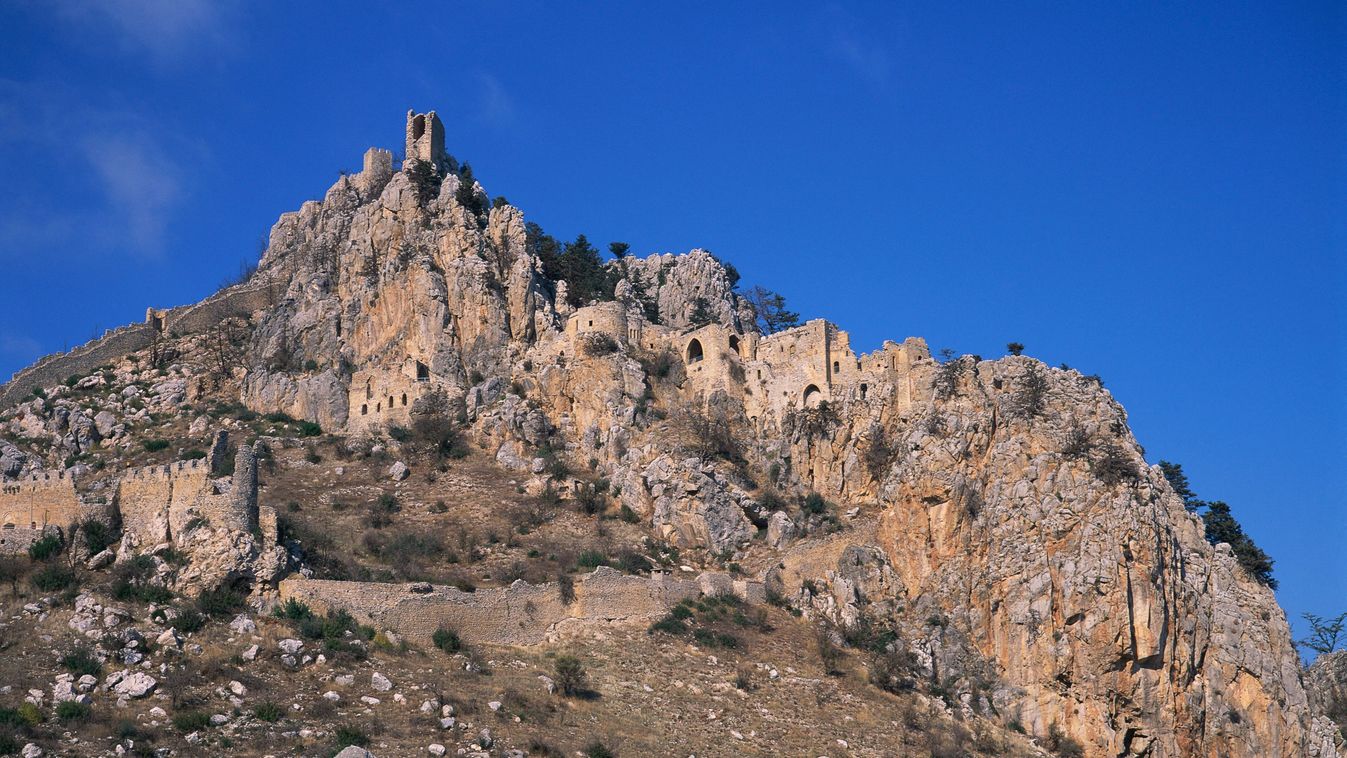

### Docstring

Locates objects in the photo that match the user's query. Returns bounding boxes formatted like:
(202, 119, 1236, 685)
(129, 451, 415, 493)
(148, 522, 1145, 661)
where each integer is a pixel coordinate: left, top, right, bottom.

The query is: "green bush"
(432, 627, 462, 654)
(31, 564, 76, 591)
(197, 587, 245, 618)
(297, 421, 322, 437)
(55, 700, 91, 722)
(554, 655, 588, 696)
(61, 645, 101, 676)
(27, 533, 64, 561)
(78, 520, 114, 555)
(800, 493, 828, 516)
(182, 449, 207, 460)
(585, 741, 616, 758)
(252, 701, 283, 723)
(172, 710, 210, 732)
(274, 597, 313, 621)
(175, 608, 206, 633)
(334, 724, 370, 748)
(142, 439, 170, 452)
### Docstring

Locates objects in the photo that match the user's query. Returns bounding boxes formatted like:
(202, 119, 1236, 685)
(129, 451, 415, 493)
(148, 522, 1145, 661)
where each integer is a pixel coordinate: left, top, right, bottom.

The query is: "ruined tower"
(405, 110, 446, 170)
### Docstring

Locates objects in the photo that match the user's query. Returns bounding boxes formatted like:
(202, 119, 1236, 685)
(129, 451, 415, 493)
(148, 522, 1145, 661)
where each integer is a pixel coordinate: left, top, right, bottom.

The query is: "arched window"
(860, 383, 868, 400)
(361, 404, 368, 415)
(389, 395, 394, 408)
(411, 114, 426, 139)
(802, 384, 823, 408)
(687, 338, 704, 364)
(728, 335, 741, 356)
(416, 362, 429, 381)
(366, 381, 373, 400)
(832, 361, 840, 374)
(376, 402, 382, 412)
(401, 393, 408, 406)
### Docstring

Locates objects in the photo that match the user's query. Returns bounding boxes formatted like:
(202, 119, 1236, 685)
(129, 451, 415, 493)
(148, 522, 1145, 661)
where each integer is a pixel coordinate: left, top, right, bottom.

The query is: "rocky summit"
(0, 110, 1339, 758)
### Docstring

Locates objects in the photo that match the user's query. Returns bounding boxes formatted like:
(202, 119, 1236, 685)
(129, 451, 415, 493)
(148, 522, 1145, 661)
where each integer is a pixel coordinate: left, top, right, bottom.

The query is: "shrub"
(142, 439, 170, 452)
(78, 520, 114, 554)
(557, 573, 576, 605)
(1091, 443, 1138, 486)
(297, 421, 322, 437)
(1061, 425, 1092, 459)
(16, 702, 42, 727)
(274, 597, 313, 621)
(304, 359, 319, 371)
(432, 627, 462, 654)
(1007, 363, 1049, 418)
(172, 710, 210, 732)
(31, 564, 76, 591)
(576, 550, 609, 569)
(1045, 723, 1085, 758)
(333, 723, 370, 748)
(61, 645, 101, 676)
(196, 587, 245, 618)
(580, 333, 620, 357)
(27, 533, 63, 561)
(252, 701, 283, 723)
(554, 655, 588, 696)
(585, 742, 616, 758)
(816, 626, 843, 675)
(933, 357, 968, 401)
(1007, 342, 1025, 356)
(175, 608, 206, 633)
(800, 493, 828, 516)
(55, 700, 91, 722)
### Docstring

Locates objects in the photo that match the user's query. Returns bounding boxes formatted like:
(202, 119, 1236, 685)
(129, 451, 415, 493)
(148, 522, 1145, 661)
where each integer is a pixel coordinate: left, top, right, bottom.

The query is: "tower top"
(405, 110, 446, 169)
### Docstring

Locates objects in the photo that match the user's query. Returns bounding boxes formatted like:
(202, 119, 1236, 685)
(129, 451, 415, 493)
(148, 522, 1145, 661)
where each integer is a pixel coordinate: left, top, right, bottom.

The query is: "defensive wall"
(279, 567, 764, 647)
(116, 448, 258, 548)
(0, 282, 274, 411)
(0, 470, 85, 554)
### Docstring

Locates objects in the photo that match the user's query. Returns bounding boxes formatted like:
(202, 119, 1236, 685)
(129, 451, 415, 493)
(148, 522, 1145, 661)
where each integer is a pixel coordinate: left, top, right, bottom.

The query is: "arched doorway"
(728, 335, 741, 357)
(802, 384, 823, 408)
(687, 338, 704, 364)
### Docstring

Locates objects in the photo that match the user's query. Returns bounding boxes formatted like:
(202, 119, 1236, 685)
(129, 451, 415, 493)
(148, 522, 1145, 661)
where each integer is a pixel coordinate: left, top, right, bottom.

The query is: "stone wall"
(0, 282, 274, 411)
(279, 567, 763, 647)
(0, 470, 84, 554)
(0, 323, 158, 410)
(115, 448, 257, 549)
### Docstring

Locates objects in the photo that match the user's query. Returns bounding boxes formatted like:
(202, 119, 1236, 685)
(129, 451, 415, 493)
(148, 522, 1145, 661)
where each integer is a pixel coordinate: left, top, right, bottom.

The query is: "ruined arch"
(802, 384, 823, 408)
(411, 114, 426, 140)
(687, 338, 704, 364)
(728, 335, 741, 356)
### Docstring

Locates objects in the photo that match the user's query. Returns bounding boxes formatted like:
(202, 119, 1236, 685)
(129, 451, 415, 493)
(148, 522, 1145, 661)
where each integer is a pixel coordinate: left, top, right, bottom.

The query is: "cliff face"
(1, 120, 1336, 758)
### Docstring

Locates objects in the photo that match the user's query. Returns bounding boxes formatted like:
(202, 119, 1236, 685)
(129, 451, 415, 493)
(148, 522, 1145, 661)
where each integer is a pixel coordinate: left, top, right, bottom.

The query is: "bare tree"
(1299, 612, 1347, 655)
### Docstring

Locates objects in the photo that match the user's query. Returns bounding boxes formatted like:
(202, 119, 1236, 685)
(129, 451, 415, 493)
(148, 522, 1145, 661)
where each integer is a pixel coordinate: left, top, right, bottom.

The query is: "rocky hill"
(0, 110, 1338, 758)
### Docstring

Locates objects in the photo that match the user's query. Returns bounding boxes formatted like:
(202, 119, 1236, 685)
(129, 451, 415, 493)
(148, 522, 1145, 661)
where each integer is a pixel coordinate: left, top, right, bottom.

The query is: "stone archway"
(802, 384, 823, 408)
(687, 338, 704, 364)
(728, 335, 741, 357)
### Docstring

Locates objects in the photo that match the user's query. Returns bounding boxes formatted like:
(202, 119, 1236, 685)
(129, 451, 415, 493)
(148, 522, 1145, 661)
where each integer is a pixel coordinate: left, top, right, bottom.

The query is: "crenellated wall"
(0, 470, 84, 554)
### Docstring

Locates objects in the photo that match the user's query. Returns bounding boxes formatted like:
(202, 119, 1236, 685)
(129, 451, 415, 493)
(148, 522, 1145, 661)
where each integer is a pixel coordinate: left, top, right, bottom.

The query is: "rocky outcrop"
(1309, 651, 1347, 747)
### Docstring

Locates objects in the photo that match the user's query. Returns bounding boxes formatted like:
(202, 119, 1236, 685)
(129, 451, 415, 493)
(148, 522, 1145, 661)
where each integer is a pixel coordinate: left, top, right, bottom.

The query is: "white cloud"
(50, 0, 239, 63)
(0, 79, 193, 259)
(476, 73, 516, 127)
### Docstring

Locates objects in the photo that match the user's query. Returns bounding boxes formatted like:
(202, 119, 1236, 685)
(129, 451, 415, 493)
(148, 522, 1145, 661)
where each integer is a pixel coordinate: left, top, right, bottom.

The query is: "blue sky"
(1, 2, 1343, 644)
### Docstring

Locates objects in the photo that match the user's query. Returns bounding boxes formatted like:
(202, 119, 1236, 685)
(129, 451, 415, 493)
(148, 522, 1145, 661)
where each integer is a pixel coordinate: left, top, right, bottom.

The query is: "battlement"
(120, 458, 209, 481)
(0, 467, 82, 554)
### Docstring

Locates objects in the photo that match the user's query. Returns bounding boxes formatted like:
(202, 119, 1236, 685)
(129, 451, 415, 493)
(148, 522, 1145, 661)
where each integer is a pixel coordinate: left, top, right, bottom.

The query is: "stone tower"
(405, 110, 446, 169)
